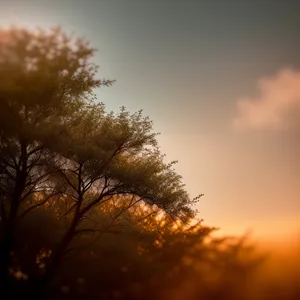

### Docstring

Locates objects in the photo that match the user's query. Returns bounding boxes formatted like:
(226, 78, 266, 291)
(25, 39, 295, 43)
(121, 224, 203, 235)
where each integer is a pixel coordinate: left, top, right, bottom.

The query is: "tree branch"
(17, 191, 60, 219)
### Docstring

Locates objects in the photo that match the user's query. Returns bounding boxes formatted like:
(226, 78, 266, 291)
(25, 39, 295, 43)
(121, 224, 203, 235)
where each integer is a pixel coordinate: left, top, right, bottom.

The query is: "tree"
(0, 26, 113, 293)
(0, 26, 201, 299)
(27, 102, 201, 299)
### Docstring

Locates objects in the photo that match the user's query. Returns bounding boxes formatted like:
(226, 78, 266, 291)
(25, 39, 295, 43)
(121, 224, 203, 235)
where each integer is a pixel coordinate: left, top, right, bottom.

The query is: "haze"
(1, 0, 299, 243)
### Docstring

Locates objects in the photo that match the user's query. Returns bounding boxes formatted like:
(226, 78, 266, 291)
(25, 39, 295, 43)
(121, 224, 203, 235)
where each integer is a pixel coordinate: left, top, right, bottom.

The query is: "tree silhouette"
(12, 199, 265, 300)
(0, 27, 201, 299)
(0, 26, 113, 295)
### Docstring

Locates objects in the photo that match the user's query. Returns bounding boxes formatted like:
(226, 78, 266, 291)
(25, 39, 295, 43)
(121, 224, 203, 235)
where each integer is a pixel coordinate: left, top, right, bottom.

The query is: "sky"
(0, 0, 299, 241)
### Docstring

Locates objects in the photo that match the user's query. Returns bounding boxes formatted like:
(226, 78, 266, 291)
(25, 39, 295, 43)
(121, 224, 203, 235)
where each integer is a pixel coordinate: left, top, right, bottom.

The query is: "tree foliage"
(12, 200, 265, 300)
(0, 26, 201, 298)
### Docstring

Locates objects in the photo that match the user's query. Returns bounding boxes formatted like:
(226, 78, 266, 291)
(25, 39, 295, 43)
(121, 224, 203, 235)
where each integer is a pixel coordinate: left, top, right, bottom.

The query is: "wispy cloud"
(234, 68, 300, 130)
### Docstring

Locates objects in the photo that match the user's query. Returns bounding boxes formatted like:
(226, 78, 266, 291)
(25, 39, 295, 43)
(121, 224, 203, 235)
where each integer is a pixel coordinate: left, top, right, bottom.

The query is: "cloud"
(234, 68, 300, 131)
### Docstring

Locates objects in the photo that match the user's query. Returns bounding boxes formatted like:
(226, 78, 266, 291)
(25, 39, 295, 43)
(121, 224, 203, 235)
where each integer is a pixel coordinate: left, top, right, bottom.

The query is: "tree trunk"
(0, 190, 23, 298)
(27, 217, 79, 300)
(0, 141, 28, 298)
(27, 172, 84, 299)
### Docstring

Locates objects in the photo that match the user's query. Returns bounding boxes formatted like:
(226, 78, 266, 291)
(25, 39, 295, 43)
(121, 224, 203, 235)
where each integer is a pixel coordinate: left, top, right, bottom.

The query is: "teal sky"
(1, 0, 300, 240)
